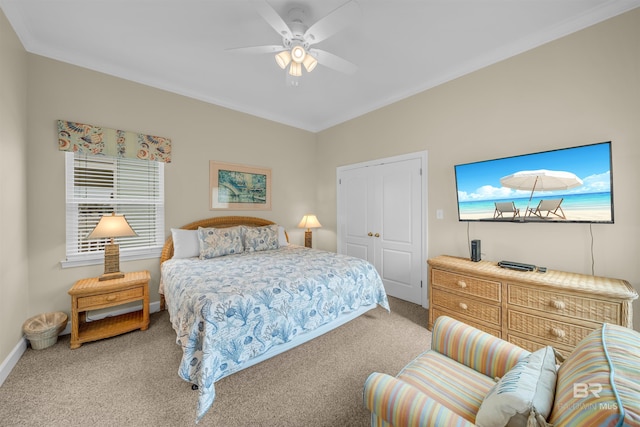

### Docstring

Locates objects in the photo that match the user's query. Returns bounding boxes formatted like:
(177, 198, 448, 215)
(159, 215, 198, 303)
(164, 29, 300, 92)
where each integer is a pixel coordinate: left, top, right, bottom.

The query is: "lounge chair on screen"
(527, 198, 566, 219)
(494, 202, 520, 219)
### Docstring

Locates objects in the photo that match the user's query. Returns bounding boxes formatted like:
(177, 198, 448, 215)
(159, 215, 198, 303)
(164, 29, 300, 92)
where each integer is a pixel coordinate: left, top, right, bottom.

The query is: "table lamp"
(87, 213, 138, 281)
(297, 214, 322, 248)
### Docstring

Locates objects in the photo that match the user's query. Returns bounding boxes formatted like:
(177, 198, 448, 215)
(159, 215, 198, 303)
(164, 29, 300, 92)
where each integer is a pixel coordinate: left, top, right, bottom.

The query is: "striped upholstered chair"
(364, 316, 528, 426)
(363, 316, 640, 427)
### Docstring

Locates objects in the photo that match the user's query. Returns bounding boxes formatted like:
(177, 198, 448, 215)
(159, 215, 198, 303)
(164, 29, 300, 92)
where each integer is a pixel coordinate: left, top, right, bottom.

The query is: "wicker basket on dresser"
(427, 255, 638, 356)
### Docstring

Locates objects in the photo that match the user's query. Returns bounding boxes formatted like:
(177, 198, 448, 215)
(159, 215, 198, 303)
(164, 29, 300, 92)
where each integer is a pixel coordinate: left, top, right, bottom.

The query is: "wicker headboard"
(159, 216, 277, 264)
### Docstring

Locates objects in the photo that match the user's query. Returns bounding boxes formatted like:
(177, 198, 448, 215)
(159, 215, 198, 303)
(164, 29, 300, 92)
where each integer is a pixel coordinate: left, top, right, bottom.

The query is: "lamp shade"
(288, 61, 302, 77)
(298, 214, 322, 230)
(87, 213, 138, 239)
(302, 54, 317, 72)
(275, 50, 292, 69)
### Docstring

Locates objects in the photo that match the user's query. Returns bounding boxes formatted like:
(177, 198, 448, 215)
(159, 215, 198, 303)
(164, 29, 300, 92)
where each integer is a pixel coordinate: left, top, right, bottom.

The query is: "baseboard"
(0, 337, 27, 387)
(0, 301, 162, 387)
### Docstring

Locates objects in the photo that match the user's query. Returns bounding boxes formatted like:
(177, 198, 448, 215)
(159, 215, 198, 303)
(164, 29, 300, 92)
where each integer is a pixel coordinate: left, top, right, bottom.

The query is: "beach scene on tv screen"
(455, 142, 613, 222)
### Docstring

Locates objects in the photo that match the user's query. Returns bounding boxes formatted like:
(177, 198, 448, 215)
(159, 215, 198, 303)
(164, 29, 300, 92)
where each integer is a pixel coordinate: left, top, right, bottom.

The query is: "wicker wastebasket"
(22, 312, 68, 350)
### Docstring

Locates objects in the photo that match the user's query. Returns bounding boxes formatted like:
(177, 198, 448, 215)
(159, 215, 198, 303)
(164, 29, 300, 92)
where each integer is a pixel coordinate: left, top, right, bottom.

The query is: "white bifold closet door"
(337, 154, 424, 305)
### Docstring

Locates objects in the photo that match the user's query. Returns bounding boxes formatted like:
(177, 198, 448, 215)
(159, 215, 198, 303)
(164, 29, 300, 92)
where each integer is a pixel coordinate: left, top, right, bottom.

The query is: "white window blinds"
(63, 152, 164, 267)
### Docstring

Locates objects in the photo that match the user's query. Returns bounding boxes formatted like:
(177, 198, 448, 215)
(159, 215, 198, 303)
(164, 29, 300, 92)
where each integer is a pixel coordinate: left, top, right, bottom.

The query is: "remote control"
(498, 260, 536, 271)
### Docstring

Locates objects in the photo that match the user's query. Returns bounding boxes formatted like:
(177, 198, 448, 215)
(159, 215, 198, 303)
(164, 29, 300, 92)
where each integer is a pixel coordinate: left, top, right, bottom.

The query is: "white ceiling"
(2, 0, 639, 132)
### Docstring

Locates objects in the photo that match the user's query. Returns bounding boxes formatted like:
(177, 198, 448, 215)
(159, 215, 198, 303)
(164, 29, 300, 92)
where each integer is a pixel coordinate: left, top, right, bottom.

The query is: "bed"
(159, 216, 390, 422)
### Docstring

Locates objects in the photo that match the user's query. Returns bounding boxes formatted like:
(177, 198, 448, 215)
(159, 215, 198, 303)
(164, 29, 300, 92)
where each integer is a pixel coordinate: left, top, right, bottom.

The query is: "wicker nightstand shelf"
(68, 270, 150, 349)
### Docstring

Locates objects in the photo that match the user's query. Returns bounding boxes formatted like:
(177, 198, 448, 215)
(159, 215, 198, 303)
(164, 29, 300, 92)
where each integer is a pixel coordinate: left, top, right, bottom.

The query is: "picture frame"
(209, 161, 272, 210)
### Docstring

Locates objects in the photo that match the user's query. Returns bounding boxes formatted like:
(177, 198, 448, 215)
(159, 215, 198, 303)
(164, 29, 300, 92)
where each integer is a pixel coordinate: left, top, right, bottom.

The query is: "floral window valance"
(57, 120, 171, 163)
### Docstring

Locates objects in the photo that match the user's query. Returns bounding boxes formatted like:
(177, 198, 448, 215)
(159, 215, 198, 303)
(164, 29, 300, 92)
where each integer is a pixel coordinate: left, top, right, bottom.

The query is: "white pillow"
(278, 226, 288, 246)
(475, 346, 557, 427)
(171, 228, 200, 259)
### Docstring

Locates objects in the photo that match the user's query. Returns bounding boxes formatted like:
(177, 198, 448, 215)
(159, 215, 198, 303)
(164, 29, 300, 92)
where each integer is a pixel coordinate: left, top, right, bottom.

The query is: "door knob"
(374, 233, 380, 237)
(367, 232, 373, 236)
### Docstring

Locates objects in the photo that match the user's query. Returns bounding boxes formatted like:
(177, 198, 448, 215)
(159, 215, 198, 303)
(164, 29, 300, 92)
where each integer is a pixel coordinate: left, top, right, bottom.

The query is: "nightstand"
(68, 270, 150, 349)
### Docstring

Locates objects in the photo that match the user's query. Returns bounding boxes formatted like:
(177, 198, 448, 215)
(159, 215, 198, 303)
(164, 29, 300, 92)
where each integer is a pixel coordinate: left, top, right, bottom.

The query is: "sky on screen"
(455, 143, 611, 202)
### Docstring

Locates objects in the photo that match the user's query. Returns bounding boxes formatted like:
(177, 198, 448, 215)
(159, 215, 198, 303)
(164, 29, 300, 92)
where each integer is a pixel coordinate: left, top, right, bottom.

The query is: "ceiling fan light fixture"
(302, 54, 317, 72)
(289, 61, 302, 77)
(290, 45, 306, 63)
(275, 50, 291, 69)
(230, 0, 359, 83)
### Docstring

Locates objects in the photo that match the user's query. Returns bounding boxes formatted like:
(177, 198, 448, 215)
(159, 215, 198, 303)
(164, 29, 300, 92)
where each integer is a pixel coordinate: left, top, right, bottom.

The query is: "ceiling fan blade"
(250, 0, 292, 40)
(226, 45, 285, 54)
(309, 49, 357, 75)
(304, 1, 361, 45)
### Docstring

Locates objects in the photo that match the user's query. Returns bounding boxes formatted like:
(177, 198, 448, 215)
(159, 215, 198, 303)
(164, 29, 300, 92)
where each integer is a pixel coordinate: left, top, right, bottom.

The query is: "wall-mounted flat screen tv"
(454, 141, 613, 223)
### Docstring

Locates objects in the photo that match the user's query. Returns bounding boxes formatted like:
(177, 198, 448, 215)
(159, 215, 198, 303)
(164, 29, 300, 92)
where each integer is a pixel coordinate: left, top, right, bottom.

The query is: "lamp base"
(99, 272, 125, 281)
(304, 230, 312, 248)
(100, 243, 124, 281)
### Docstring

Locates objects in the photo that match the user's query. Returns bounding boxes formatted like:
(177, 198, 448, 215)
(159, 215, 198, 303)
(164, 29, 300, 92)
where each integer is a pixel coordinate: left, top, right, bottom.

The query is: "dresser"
(427, 255, 637, 355)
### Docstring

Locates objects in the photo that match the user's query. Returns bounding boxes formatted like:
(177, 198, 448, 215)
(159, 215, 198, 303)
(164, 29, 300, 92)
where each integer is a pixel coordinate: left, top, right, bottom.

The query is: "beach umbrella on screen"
(500, 169, 583, 215)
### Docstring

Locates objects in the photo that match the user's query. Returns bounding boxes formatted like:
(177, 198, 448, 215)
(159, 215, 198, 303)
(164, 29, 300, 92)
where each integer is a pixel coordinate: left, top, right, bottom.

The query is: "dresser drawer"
(432, 289, 501, 325)
(507, 334, 573, 358)
(507, 310, 595, 349)
(432, 308, 502, 338)
(431, 269, 501, 302)
(506, 335, 547, 353)
(507, 284, 621, 324)
(77, 287, 144, 310)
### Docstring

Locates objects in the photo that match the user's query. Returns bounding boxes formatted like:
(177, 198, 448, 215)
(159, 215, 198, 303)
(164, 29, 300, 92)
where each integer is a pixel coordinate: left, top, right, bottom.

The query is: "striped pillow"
(549, 324, 640, 426)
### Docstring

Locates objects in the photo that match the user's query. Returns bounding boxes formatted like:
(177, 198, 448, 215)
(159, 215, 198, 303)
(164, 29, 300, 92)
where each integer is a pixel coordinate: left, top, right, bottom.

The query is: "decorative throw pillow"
(198, 226, 244, 259)
(244, 224, 280, 252)
(549, 324, 640, 426)
(171, 228, 200, 259)
(475, 346, 557, 427)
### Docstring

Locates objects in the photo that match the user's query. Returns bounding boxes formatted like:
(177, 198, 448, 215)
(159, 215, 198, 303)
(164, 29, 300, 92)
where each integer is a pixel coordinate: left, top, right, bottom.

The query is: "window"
(62, 152, 164, 267)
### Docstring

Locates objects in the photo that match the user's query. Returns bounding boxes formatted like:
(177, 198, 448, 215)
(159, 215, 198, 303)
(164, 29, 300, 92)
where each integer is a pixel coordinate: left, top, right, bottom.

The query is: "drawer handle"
(550, 300, 566, 310)
(459, 303, 468, 310)
(457, 281, 467, 289)
(106, 295, 117, 301)
(550, 327, 566, 338)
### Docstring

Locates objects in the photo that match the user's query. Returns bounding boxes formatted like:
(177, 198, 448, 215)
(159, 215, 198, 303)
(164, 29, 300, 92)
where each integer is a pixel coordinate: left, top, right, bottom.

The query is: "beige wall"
(2, 7, 639, 366)
(0, 10, 29, 367)
(25, 56, 317, 320)
(317, 9, 640, 329)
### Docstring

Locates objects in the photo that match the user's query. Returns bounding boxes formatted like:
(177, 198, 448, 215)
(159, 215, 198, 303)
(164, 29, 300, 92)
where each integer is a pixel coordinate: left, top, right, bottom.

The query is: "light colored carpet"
(0, 297, 430, 426)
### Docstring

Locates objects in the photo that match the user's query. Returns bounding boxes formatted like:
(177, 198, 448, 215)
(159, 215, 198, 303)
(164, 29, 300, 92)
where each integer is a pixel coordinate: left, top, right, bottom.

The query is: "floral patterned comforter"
(161, 245, 389, 422)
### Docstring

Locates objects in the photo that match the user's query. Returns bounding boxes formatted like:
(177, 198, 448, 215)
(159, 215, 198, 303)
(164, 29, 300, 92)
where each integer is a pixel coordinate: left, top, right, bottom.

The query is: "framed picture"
(209, 161, 272, 210)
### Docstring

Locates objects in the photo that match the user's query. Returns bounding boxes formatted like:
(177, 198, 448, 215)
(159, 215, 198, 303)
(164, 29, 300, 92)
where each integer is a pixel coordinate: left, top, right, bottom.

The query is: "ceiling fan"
(228, 0, 360, 78)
